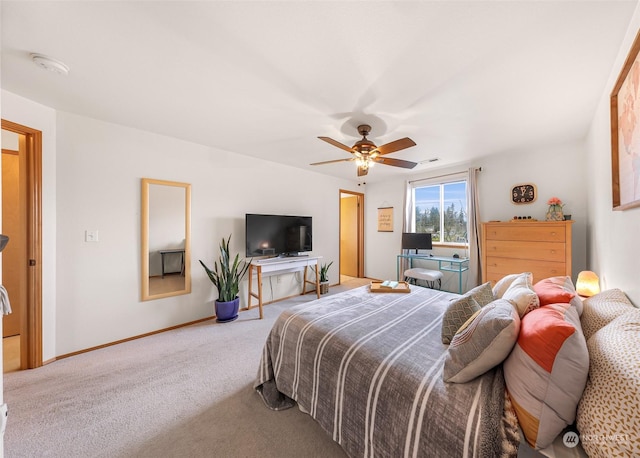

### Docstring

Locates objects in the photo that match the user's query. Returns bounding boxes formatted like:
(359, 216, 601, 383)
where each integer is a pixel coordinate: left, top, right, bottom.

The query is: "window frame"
(409, 173, 469, 248)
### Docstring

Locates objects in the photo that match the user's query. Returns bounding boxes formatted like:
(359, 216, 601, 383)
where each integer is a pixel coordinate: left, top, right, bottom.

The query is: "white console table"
(247, 256, 321, 319)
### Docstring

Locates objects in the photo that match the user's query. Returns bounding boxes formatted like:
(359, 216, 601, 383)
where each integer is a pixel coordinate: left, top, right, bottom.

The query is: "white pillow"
(503, 273, 540, 318)
(493, 272, 533, 299)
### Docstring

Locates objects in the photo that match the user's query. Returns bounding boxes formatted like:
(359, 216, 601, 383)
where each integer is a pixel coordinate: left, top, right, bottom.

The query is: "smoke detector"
(419, 158, 440, 164)
(31, 53, 70, 75)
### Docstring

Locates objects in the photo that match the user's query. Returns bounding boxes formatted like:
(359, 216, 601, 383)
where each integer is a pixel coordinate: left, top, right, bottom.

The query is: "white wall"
(3, 91, 358, 356)
(52, 111, 358, 355)
(365, 141, 588, 293)
(586, 2, 640, 306)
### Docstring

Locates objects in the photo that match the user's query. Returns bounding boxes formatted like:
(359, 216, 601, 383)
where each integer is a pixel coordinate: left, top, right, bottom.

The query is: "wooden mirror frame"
(141, 178, 191, 301)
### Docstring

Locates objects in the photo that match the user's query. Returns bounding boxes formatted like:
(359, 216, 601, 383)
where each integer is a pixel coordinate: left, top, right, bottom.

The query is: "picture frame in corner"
(611, 28, 640, 211)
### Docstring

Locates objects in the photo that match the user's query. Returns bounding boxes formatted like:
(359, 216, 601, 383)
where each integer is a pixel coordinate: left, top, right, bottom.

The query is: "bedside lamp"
(576, 271, 600, 297)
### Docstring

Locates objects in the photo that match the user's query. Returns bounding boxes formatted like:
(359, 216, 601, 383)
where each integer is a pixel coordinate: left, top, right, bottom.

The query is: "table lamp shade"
(576, 271, 600, 297)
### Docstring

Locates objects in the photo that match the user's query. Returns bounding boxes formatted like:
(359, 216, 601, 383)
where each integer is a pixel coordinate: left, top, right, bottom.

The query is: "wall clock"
(511, 183, 537, 204)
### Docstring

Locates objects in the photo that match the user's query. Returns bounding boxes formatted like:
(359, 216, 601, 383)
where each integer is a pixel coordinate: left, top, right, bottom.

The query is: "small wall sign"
(377, 207, 393, 232)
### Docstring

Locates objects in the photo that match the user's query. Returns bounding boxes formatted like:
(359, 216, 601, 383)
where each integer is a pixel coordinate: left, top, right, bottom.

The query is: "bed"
(254, 285, 519, 457)
(255, 274, 640, 457)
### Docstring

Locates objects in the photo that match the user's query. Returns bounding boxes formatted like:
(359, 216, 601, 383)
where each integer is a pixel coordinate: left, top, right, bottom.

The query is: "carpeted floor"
(3, 278, 371, 458)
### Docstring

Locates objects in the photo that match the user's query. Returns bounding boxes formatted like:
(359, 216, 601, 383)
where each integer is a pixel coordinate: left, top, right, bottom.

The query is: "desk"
(248, 256, 321, 319)
(159, 249, 185, 278)
(397, 254, 469, 294)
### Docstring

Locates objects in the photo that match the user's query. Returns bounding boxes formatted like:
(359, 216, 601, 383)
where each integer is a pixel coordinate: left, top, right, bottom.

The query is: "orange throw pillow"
(533, 277, 576, 306)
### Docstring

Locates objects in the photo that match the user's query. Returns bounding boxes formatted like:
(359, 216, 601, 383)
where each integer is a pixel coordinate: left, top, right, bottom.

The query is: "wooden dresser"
(481, 220, 573, 285)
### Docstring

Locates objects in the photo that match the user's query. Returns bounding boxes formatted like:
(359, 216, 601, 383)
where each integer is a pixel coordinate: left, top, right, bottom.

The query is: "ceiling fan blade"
(318, 136, 356, 153)
(357, 166, 369, 177)
(372, 138, 416, 156)
(373, 157, 418, 169)
(310, 158, 354, 166)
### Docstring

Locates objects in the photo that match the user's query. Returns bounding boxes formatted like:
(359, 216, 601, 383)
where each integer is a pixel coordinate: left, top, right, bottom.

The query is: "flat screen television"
(245, 214, 312, 257)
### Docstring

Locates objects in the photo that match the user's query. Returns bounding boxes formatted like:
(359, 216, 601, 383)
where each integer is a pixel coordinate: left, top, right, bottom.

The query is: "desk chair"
(401, 232, 441, 289)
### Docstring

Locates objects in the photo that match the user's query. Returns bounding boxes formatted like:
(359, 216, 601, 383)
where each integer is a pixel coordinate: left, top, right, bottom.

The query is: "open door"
(1, 119, 43, 370)
(339, 190, 364, 281)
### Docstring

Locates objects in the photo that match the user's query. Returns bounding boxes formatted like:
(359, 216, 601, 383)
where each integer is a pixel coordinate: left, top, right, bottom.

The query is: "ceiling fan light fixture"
(354, 139, 376, 154)
(31, 53, 70, 75)
(356, 157, 373, 169)
(314, 124, 417, 177)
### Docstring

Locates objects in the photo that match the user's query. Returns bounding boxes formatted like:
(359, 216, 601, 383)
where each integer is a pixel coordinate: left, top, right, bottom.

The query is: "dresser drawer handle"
(551, 232, 556, 236)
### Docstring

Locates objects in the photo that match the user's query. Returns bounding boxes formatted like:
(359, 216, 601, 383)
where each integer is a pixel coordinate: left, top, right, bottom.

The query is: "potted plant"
(199, 235, 250, 323)
(318, 261, 333, 295)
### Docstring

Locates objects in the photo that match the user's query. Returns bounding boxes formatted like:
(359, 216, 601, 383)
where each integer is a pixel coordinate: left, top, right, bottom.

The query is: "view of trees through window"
(413, 181, 468, 244)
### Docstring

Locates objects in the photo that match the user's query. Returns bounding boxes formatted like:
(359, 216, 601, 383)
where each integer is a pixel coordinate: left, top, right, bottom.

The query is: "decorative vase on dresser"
(545, 205, 564, 221)
(481, 220, 573, 285)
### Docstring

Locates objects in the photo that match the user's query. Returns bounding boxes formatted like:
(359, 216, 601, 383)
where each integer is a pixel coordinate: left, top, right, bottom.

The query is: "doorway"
(339, 190, 364, 283)
(2, 146, 24, 372)
(1, 119, 43, 371)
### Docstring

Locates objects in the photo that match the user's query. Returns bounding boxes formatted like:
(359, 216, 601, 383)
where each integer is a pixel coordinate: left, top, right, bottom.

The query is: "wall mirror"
(141, 178, 191, 301)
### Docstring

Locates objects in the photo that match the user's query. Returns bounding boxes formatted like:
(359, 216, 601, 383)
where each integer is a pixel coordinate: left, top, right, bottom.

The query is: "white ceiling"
(1, 1, 636, 182)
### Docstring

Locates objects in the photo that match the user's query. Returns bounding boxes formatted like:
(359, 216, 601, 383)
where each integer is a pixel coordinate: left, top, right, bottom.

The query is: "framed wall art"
(377, 207, 393, 232)
(611, 29, 640, 211)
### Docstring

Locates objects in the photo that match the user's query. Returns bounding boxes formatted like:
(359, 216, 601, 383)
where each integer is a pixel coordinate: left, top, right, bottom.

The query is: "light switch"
(85, 230, 99, 242)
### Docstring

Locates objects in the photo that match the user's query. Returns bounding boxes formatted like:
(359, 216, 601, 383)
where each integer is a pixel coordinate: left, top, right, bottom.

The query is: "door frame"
(339, 190, 365, 280)
(1, 119, 43, 369)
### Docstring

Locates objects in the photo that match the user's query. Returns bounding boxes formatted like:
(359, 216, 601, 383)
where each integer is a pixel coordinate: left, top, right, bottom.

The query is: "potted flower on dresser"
(199, 235, 250, 323)
(545, 197, 565, 221)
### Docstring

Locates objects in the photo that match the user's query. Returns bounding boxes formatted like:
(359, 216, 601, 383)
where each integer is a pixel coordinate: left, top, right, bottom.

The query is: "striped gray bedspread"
(255, 285, 517, 458)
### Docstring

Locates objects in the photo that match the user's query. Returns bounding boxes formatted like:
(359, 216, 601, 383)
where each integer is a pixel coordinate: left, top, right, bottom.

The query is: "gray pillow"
(441, 295, 481, 344)
(443, 298, 520, 383)
(467, 282, 495, 307)
(441, 282, 494, 344)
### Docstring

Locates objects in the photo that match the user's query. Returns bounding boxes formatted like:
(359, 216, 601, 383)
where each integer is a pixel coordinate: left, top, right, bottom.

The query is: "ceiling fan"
(311, 124, 417, 177)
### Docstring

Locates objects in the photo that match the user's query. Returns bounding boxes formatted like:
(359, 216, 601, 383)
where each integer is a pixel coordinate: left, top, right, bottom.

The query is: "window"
(411, 179, 468, 245)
